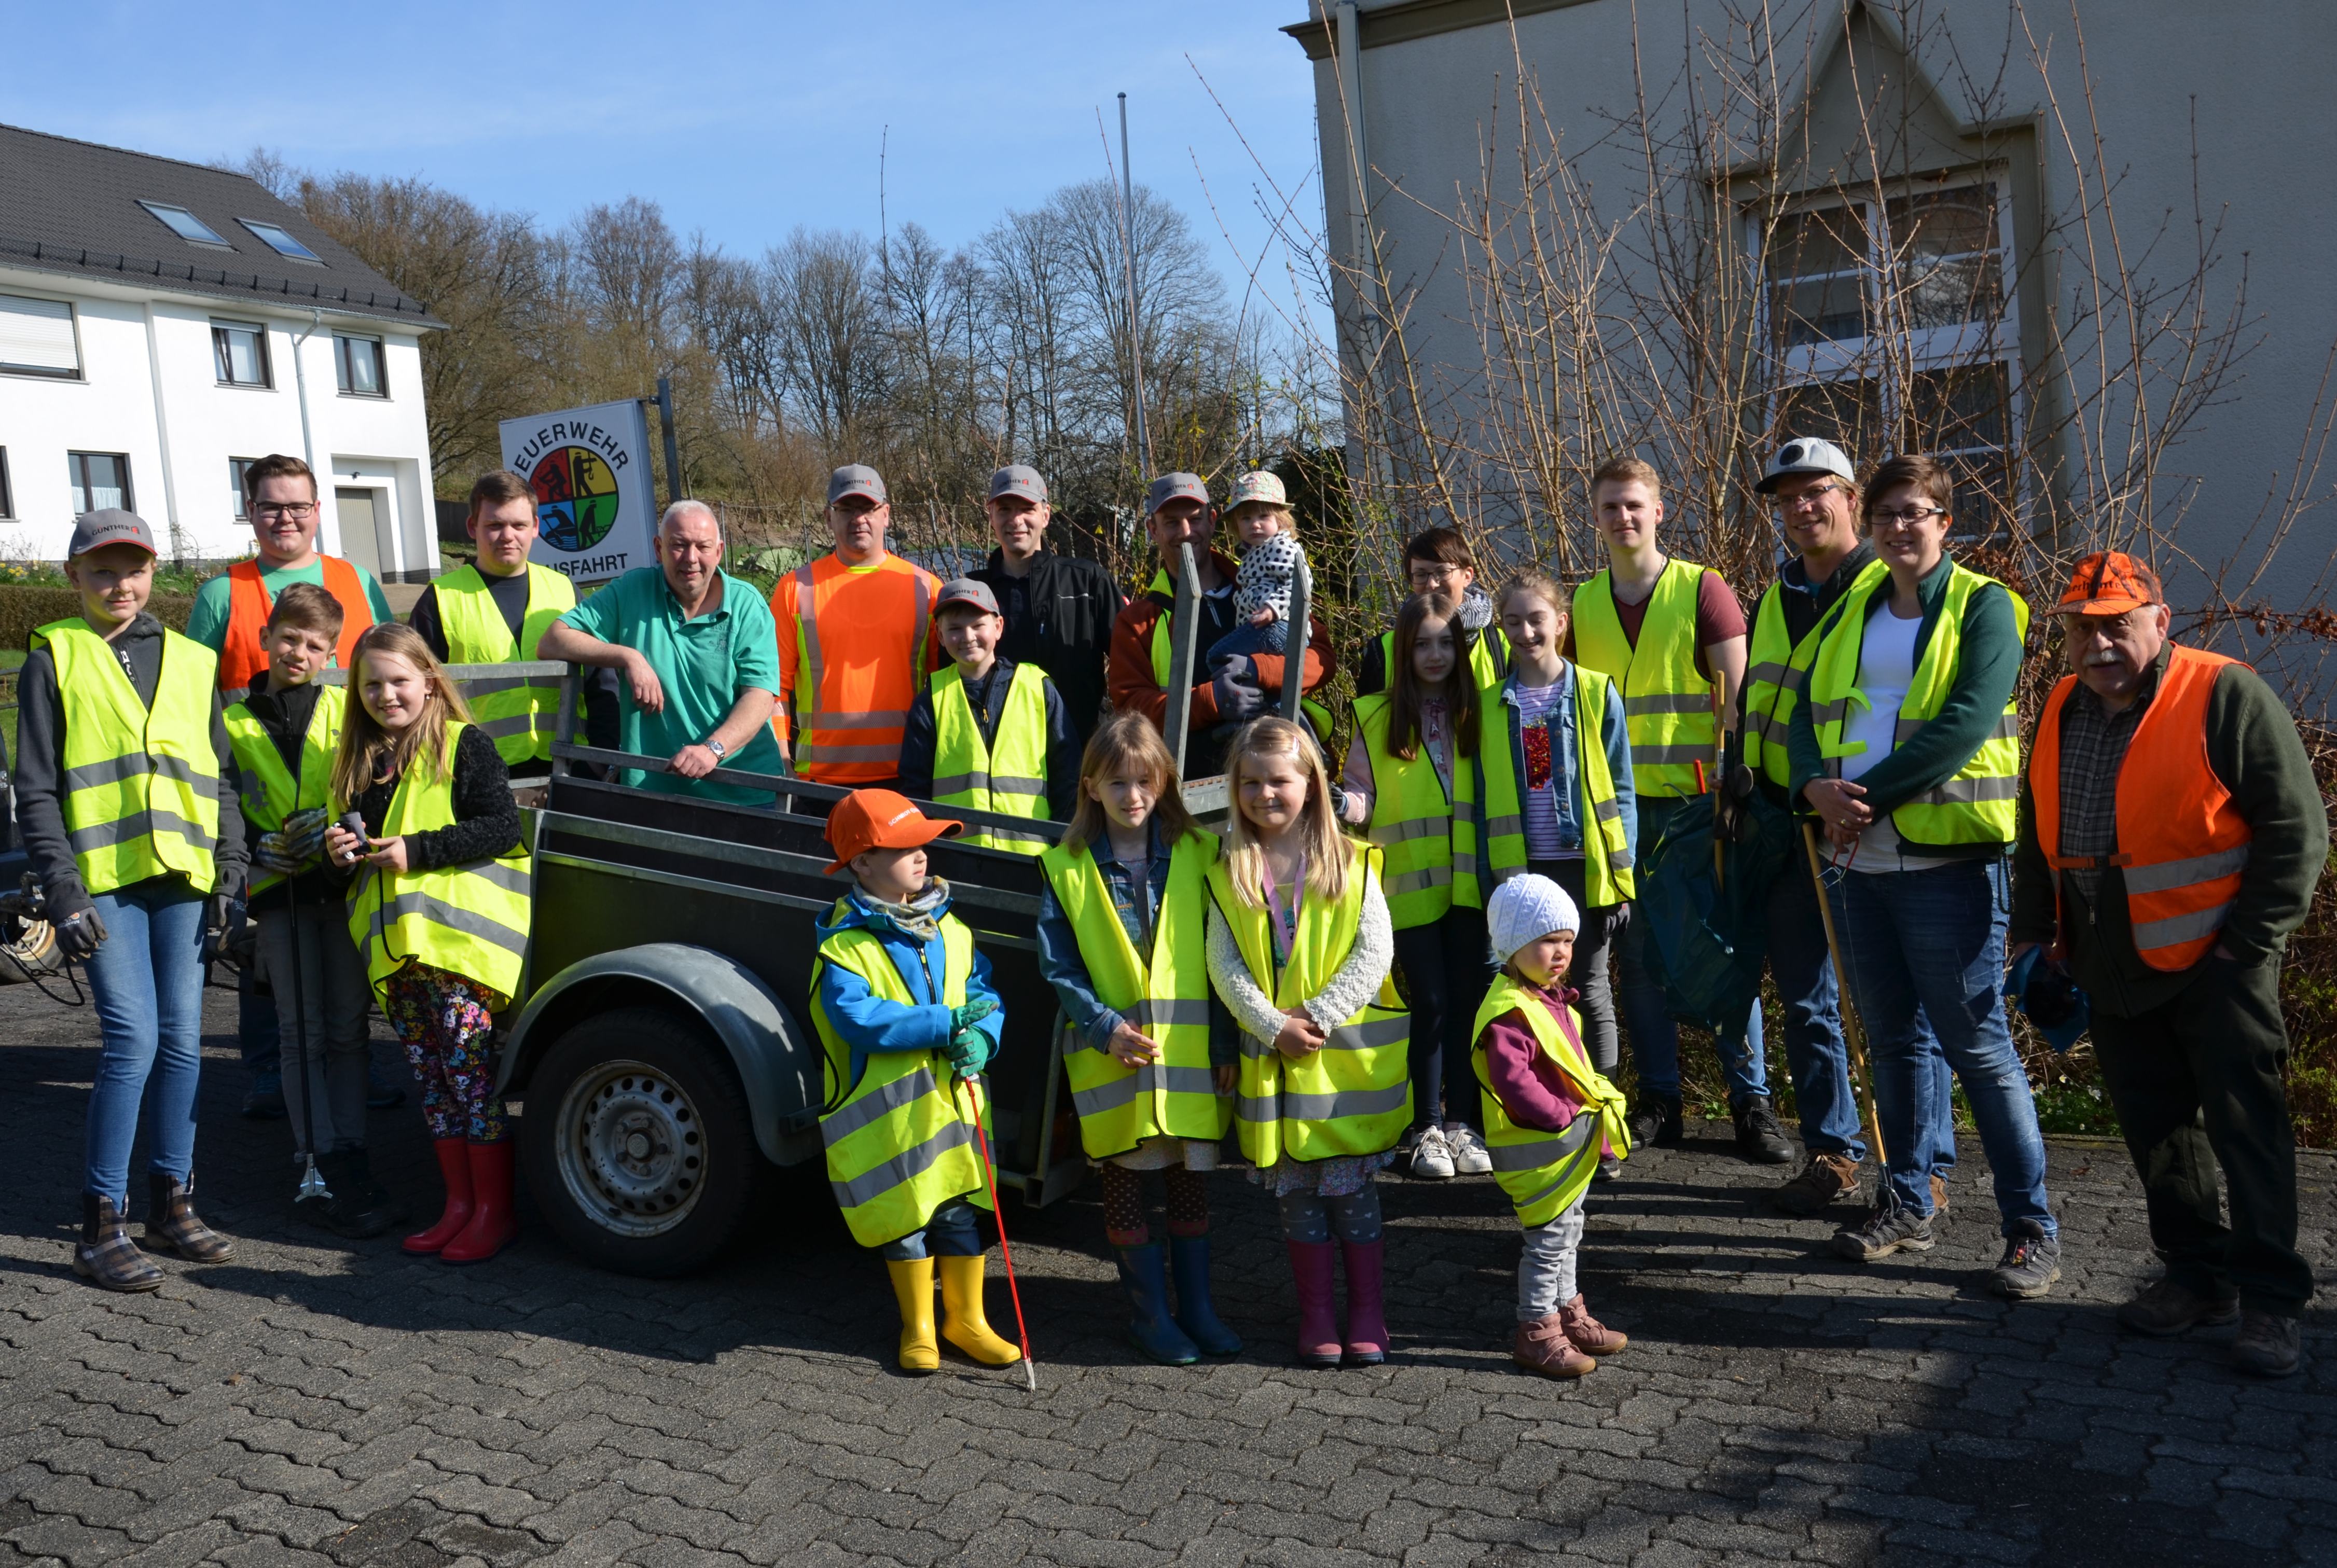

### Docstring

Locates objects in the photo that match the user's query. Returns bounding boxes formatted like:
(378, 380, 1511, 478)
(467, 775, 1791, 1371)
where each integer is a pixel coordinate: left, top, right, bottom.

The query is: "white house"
(0, 123, 444, 580)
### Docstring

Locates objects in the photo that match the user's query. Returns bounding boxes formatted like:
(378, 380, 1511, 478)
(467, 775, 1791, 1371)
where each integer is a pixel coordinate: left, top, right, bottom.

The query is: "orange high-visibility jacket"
(2029, 644, 2253, 971)
(771, 553, 943, 784)
(218, 557, 373, 694)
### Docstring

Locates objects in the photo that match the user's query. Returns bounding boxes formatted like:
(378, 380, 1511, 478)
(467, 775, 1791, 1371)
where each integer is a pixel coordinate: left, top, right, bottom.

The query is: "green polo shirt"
(558, 565, 783, 806)
(185, 557, 395, 650)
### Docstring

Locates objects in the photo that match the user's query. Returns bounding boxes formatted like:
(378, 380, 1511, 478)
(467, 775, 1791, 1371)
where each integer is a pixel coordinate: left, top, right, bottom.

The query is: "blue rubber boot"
(1168, 1233, 1243, 1356)
(1116, 1243, 1200, 1365)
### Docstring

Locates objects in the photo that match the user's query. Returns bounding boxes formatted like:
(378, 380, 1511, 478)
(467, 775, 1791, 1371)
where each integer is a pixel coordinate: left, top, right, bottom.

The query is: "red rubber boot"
(1287, 1240, 1343, 1368)
(439, 1141, 517, 1264)
(1340, 1238, 1389, 1366)
(403, 1139, 474, 1255)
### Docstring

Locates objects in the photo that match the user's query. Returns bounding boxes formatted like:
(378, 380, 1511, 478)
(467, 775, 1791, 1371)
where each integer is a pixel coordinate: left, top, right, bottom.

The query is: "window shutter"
(0, 294, 79, 374)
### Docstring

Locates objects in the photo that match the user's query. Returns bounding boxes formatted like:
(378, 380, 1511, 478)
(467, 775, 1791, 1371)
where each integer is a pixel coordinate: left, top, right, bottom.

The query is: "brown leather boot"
(1513, 1312, 1596, 1379)
(144, 1173, 234, 1264)
(1558, 1293, 1628, 1356)
(1773, 1152, 1861, 1215)
(74, 1194, 162, 1293)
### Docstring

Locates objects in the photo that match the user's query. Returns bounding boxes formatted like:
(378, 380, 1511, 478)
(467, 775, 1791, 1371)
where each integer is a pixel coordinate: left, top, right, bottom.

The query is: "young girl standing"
(1206, 718, 1407, 1368)
(324, 625, 531, 1266)
(1342, 593, 1495, 1182)
(1036, 714, 1241, 1365)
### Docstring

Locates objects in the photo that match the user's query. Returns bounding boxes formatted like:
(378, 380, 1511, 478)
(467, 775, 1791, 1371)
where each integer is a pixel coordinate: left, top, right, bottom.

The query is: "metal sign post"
(654, 377, 683, 507)
(1159, 540, 1205, 781)
(1280, 553, 1312, 723)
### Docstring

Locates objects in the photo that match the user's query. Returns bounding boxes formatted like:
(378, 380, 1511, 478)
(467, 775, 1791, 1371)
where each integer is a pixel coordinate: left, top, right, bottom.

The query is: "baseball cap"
(1225, 470, 1289, 511)
(827, 465, 887, 507)
(2057, 551, 2163, 616)
(822, 788, 962, 874)
(1145, 472, 1210, 515)
(1753, 436, 1858, 494)
(934, 577, 1000, 617)
(67, 509, 158, 559)
(987, 465, 1048, 505)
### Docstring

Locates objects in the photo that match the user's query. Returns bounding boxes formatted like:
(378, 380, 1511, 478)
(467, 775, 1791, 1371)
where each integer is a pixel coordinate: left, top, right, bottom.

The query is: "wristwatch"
(703, 737, 727, 759)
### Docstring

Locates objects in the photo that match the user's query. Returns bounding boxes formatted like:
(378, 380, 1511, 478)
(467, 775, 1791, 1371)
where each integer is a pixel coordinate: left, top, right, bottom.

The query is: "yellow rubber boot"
(886, 1258, 940, 1373)
(938, 1253, 1022, 1366)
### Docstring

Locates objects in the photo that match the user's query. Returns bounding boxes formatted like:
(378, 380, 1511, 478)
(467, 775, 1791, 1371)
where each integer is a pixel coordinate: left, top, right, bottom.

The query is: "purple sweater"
(1482, 983, 1592, 1135)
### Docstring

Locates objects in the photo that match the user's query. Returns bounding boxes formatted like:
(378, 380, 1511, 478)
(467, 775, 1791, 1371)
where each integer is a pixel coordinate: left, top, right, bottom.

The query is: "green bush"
(0, 585, 195, 649)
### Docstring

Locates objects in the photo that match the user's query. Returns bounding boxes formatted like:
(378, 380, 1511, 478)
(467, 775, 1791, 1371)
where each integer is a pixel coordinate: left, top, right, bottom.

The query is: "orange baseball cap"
(823, 788, 961, 873)
(2058, 551, 2163, 616)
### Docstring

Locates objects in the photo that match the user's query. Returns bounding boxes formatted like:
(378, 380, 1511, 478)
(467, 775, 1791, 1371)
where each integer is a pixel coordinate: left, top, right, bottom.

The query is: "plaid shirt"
(2055, 673, 2153, 901)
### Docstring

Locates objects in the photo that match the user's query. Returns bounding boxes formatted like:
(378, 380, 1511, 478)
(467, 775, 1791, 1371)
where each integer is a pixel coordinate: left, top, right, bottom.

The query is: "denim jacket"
(1497, 662, 1638, 862)
(814, 883, 1003, 1093)
(1035, 821, 1237, 1066)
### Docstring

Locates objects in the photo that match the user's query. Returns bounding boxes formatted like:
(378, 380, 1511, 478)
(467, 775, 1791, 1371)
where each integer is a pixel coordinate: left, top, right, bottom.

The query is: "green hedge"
(0, 585, 194, 649)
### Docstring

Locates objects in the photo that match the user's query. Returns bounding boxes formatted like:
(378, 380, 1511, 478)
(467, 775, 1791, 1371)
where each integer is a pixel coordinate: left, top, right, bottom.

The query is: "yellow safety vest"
(1470, 973, 1631, 1226)
(223, 683, 346, 896)
(33, 619, 222, 897)
(1574, 560, 1718, 799)
(1351, 691, 1481, 927)
(1040, 830, 1228, 1157)
(1804, 562, 2031, 851)
(1143, 570, 1334, 746)
(1206, 841, 1411, 1165)
(343, 722, 533, 1006)
(1374, 623, 1508, 692)
(1476, 665, 1635, 906)
(1741, 560, 1889, 793)
(931, 662, 1050, 854)
(808, 912, 995, 1247)
(432, 563, 577, 766)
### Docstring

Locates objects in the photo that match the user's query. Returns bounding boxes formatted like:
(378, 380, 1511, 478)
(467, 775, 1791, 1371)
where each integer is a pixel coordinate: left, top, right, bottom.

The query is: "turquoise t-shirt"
(185, 557, 395, 652)
(558, 566, 784, 806)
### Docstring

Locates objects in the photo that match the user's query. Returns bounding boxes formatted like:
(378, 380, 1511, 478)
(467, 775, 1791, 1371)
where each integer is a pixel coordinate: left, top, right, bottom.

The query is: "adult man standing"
(537, 501, 783, 806)
(971, 465, 1123, 747)
(2013, 553, 2327, 1376)
(407, 471, 575, 777)
(1106, 473, 1334, 781)
(1571, 456, 1786, 1163)
(772, 466, 942, 787)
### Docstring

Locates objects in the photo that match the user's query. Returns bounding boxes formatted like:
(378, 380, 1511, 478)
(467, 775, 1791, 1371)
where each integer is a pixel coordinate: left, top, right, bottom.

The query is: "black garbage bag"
(1635, 787, 1796, 1031)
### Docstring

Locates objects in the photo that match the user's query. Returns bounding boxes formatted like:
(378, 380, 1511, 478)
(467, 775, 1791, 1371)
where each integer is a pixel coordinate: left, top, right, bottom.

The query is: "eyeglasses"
(1774, 482, 1848, 515)
(1871, 505, 1948, 528)
(253, 502, 316, 520)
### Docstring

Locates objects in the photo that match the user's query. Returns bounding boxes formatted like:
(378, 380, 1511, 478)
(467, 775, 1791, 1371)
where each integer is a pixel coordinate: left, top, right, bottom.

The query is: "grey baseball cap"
(987, 465, 1048, 505)
(935, 577, 1001, 617)
(67, 509, 158, 558)
(1145, 472, 1210, 515)
(827, 464, 887, 506)
(1754, 436, 1857, 494)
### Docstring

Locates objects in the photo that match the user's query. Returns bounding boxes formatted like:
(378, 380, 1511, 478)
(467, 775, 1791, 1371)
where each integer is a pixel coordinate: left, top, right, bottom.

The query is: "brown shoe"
(1558, 1293, 1627, 1356)
(1513, 1313, 1596, 1379)
(2230, 1311, 2302, 1378)
(1774, 1152, 1860, 1215)
(1930, 1174, 1950, 1215)
(2116, 1276, 2241, 1338)
(144, 1173, 234, 1264)
(73, 1194, 162, 1293)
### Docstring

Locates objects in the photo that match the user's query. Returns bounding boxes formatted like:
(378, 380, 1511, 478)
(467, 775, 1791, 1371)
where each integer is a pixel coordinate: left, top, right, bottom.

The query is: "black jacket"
(896, 658, 1082, 823)
(340, 724, 520, 875)
(971, 549, 1123, 747)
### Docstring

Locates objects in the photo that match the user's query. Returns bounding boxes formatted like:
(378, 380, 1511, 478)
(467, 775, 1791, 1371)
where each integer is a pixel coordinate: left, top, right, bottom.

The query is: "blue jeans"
(878, 1198, 984, 1261)
(1617, 797, 1768, 1104)
(1767, 851, 1865, 1158)
(1828, 858, 2054, 1237)
(82, 879, 209, 1203)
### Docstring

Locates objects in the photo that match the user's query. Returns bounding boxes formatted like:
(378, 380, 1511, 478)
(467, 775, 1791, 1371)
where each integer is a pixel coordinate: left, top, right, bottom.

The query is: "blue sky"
(9, 1, 1327, 317)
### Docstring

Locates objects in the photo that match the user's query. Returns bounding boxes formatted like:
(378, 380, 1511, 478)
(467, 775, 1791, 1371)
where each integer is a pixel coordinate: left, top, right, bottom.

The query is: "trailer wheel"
(522, 1006, 761, 1276)
(0, 912, 62, 983)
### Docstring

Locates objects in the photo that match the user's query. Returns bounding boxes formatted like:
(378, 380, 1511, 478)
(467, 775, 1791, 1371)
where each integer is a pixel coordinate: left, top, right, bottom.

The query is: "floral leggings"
(382, 964, 507, 1144)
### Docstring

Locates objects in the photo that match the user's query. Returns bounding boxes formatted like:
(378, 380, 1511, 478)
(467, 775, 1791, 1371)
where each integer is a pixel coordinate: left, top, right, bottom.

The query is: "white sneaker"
(1409, 1125, 1455, 1179)
(1447, 1124, 1493, 1175)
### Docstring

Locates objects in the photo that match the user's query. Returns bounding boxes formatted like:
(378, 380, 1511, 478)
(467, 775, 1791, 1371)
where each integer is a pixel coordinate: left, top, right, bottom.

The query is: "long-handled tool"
(955, 1074, 1037, 1392)
(286, 866, 329, 1206)
(1803, 823, 1890, 1178)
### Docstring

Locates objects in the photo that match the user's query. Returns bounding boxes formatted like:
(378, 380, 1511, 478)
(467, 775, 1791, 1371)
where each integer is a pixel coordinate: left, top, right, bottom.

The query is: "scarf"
(857, 877, 951, 945)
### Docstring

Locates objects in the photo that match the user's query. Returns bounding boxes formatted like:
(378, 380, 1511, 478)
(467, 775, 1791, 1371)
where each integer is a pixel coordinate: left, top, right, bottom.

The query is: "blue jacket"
(814, 883, 1004, 1092)
(1496, 661, 1638, 863)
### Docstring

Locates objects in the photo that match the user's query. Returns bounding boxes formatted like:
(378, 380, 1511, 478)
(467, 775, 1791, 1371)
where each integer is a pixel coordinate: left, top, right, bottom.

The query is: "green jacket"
(2010, 646, 2330, 1017)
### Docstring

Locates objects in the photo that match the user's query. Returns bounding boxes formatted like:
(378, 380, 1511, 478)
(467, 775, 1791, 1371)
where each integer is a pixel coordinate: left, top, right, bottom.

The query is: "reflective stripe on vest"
(218, 557, 372, 695)
(223, 683, 345, 895)
(1476, 665, 1635, 906)
(434, 563, 577, 765)
(808, 912, 994, 1247)
(1143, 571, 1334, 745)
(2029, 646, 2253, 971)
(343, 721, 532, 1006)
(1205, 841, 1412, 1165)
(783, 557, 935, 781)
(1040, 831, 1228, 1157)
(1469, 974, 1631, 1226)
(1352, 691, 1479, 926)
(1805, 563, 2030, 850)
(932, 662, 1052, 854)
(1741, 561, 1888, 792)
(34, 620, 223, 897)
(1573, 560, 1717, 799)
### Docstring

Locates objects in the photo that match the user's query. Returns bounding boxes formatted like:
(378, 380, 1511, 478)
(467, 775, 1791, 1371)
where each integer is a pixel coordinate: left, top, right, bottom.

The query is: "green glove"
(949, 995, 999, 1035)
(947, 1025, 990, 1079)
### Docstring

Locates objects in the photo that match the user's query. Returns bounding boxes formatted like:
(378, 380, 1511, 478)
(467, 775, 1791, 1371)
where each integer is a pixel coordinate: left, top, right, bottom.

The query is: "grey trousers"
(257, 905, 373, 1158)
(1517, 1192, 1587, 1320)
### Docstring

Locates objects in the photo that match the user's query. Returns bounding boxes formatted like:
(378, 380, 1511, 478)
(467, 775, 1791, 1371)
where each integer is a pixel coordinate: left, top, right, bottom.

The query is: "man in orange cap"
(2012, 552, 2327, 1377)
(807, 789, 1024, 1374)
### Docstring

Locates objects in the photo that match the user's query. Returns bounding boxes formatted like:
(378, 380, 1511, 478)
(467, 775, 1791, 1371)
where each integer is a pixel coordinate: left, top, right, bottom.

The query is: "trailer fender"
(501, 942, 824, 1166)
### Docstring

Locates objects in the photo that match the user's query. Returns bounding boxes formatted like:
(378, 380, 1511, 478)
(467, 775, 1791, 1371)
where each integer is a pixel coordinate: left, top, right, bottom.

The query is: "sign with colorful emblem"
(500, 399, 657, 584)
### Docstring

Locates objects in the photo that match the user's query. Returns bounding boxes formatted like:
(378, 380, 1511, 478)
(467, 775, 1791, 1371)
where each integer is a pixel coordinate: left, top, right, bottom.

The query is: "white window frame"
(211, 320, 273, 389)
(335, 333, 389, 398)
(230, 457, 258, 521)
(0, 447, 13, 520)
(0, 292, 84, 381)
(67, 451, 134, 516)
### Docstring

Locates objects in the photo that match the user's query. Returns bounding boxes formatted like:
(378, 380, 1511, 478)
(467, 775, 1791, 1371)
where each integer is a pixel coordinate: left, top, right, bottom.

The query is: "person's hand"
(1211, 664, 1265, 725)
(947, 1027, 989, 1079)
(1273, 1008, 1325, 1059)
(1107, 1022, 1162, 1068)
(1824, 821, 1861, 851)
(1213, 1064, 1237, 1095)
(1248, 604, 1278, 628)
(950, 995, 999, 1034)
(54, 906, 108, 962)
(1802, 777, 1873, 834)
(324, 824, 367, 866)
(623, 649, 666, 714)
(281, 808, 331, 860)
(2008, 941, 2040, 971)
(362, 836, 411, 873)
(668, 743, 718, 780)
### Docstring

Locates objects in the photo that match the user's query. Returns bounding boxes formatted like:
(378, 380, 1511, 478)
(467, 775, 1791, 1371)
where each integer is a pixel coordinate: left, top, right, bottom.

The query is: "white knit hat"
(1486, 875, 1580, 965)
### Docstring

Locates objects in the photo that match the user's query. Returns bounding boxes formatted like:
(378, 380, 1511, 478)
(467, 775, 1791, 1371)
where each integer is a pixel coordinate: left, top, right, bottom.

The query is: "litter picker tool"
(955, 1073, 1037, 1392)
(1803, 823, 1890, 1175)
(286, 870, 329, 1205)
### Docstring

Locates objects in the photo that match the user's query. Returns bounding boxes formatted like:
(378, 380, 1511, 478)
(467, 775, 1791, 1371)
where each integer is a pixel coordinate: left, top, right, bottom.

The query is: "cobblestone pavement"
(2, 980, 2332, 1568)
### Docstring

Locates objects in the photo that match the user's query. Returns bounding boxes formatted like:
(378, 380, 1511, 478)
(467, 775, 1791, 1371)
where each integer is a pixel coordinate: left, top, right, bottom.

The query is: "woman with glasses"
(1786, 453, 2062, 1300)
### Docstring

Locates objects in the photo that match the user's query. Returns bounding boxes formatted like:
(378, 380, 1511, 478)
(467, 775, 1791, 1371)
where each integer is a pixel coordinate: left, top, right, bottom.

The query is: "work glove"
(255, 831, 303, 878)
(947, 1026, 990, 1080)
(202, 892, 240, 968)
(949, 995, 999, 1035)
(281, 808, 331, 861)
(54, 906, 108, 962)
(1210, 661, 1265, 725)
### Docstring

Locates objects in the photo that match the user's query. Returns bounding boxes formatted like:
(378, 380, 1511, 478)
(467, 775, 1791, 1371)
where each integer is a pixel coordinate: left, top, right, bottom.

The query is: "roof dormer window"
(137, 200, 230, 248)
(240, 219, 322, 263)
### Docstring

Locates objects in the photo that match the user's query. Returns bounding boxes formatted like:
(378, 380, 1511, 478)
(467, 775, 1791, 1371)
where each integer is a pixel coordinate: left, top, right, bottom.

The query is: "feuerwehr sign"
(499, 399, 657, 584)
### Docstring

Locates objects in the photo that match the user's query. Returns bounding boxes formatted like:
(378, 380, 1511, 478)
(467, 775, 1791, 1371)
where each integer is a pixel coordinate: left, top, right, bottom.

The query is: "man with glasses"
(1351, 524, 1508, 696)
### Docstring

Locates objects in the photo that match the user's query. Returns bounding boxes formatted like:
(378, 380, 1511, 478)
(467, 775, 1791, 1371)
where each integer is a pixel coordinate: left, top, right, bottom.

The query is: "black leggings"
(1393, 906, 1492, 1131)
(1099, 1163, 1210, 1248)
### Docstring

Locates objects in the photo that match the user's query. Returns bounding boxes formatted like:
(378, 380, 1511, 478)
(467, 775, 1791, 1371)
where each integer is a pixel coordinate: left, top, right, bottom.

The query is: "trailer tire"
(521, 1006, 763, 1277)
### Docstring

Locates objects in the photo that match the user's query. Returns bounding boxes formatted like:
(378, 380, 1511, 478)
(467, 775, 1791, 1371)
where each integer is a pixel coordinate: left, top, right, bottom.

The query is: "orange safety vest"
(772, 553, 940, 784)
(219, 557, 372, 693)
(2029, 644, 2253, 972)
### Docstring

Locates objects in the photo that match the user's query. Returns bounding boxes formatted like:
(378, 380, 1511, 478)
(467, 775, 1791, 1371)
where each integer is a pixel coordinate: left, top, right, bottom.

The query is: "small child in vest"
(811, 789, 1022, 1374)
(17, 509, 244, 1290)
(896, 578, 1078, 853)
(1478, 876, 1631, 1380)
(226, 582, 405, 1240)
(1208, 470, 1308, 668)
(324, 624, 527, 1266)
(1035, 714, 1241, 1365)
